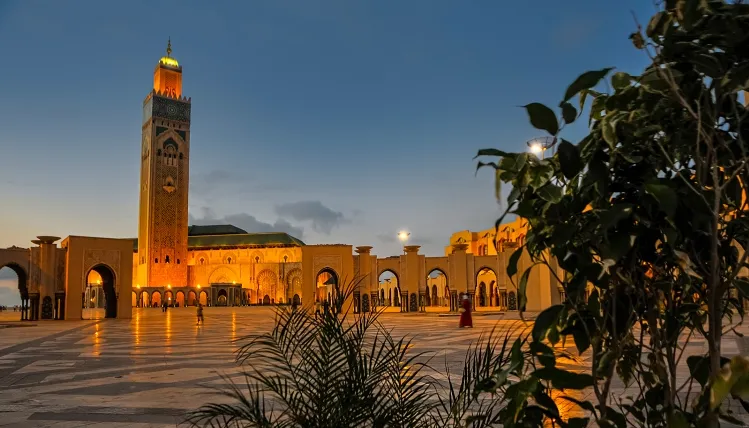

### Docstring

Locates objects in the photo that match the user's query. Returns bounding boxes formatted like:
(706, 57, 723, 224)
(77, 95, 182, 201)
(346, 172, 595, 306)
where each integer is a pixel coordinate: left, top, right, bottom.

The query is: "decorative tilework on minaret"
(137, 40, 191, 288)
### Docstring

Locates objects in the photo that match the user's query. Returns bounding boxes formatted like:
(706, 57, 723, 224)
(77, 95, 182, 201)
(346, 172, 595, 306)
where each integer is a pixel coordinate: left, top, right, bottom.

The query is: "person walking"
(459, 295, 473, 328)
(196, 303, 204, 325)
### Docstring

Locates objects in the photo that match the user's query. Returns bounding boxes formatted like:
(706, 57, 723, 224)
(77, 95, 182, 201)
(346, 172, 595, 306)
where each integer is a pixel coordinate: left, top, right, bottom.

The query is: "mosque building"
(0, 42, 558, 321)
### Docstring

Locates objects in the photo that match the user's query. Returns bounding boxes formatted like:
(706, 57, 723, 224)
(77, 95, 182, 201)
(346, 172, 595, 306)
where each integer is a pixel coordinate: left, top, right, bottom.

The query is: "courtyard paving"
(0, 307, 746, 427)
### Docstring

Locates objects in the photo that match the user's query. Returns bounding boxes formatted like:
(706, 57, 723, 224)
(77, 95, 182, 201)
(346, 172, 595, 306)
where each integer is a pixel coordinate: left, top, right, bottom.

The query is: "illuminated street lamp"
(526, 136, 556, 159)
(398, 231, 410, 243)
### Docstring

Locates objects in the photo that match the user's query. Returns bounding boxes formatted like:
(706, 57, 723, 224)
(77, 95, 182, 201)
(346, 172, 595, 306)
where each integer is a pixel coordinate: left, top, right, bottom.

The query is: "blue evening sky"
(0, 0, 655, 303)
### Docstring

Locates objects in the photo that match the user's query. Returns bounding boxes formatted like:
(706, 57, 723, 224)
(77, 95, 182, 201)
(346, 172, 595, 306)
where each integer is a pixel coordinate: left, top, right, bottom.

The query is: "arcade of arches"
(0, 47, 579, 320)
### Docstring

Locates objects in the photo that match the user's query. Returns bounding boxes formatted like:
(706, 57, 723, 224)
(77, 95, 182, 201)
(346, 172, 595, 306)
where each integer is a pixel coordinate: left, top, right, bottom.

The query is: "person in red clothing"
(458, 295, 473, 328)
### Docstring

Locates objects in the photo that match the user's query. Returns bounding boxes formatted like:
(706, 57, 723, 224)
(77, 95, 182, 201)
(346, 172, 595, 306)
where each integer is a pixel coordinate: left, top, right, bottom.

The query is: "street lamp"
(398, 231, 410, 243)
(526, 136, 556, 159)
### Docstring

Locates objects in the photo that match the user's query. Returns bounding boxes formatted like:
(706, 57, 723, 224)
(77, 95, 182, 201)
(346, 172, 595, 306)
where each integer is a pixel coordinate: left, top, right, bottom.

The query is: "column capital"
(355, 246, 373, 254)
(451, 243, 469, 253)
(36, 236, 61, 245)
(404, 245, 421, 253)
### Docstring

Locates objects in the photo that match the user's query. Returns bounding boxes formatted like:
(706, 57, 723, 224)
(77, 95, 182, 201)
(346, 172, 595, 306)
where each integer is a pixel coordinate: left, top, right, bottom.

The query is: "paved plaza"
(0, 307, 747, 427)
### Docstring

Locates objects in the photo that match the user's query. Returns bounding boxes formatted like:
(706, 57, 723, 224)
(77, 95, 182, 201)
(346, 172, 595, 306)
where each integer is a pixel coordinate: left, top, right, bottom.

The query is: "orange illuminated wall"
(153, 61, 182, 98)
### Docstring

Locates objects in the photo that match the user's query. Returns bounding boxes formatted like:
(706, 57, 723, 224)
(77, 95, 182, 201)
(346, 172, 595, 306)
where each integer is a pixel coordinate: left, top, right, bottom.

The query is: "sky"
(0, 0, 656, 305)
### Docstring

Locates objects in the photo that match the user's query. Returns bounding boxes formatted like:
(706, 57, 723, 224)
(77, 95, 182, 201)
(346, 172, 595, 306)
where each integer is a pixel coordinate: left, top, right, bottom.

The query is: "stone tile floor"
(0, 307, 746, 427)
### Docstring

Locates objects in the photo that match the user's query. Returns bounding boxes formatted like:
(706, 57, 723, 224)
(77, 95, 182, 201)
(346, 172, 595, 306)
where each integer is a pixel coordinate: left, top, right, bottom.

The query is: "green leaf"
(611, 72, 631, 90)
(711, 356, 749, 409)
(530, 341, 556, 368)
(735, 279, 749, 299)
(645, 181, 678, 218)
(692, 53, 722, 78)
(568, 418, 591, 428)
(557, 139, 582, 179)
(646, 11, 671, 38)
(598, 204, 633, 230)
(533, 367, 595, 390)
(602, 116, 617, 148)
(571, 325, 591, 354)
(721, 62, 749, 93)
(499, 153, 528, 173)
(523, 103, 559, 135)
(590, 95, 607, 125)
(474, 148, 512, 159)
(518, 267, 532, 312)
(507, 247, 523, 278)
(563, 68, 615, 103)
(532, 304, 564, 342)
(537, 184, 564, 203)
(561, 102, 577, 124)
(640, 67, 683, 92)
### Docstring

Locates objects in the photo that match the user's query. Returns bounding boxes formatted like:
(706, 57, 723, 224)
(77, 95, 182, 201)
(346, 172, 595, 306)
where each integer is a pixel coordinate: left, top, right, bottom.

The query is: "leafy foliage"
(475, 1, 749, 426)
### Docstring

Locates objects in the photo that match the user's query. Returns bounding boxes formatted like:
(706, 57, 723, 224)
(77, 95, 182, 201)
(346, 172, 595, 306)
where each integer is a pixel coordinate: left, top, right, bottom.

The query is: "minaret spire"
(166, 37, 172, 57)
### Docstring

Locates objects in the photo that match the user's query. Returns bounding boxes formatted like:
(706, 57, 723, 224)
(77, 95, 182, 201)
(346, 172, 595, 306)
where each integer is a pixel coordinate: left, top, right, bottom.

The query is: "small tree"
(477, 1, 749, 426)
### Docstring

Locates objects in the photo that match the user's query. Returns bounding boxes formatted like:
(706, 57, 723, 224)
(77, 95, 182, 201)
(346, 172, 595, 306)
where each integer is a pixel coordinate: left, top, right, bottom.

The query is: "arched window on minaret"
(165, 255, 170, 264)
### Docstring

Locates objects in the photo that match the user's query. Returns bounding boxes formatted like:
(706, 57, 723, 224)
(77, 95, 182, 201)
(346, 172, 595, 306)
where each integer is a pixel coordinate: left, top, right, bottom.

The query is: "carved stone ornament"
(313, 255, 342, 276)
(82, 249, 121, 283)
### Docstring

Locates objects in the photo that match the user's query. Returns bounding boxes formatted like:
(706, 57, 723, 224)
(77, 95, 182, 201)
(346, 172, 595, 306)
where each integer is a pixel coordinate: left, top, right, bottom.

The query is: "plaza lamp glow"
(398, 231, 410, 242)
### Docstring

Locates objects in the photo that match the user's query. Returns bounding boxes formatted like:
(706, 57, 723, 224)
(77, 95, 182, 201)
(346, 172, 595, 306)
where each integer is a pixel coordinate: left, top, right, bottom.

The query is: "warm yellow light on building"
(197, 284, 201, 289)
(136, 284, 141, 289)
(167, 284, 172, 289)
(159, 56, 179, 68)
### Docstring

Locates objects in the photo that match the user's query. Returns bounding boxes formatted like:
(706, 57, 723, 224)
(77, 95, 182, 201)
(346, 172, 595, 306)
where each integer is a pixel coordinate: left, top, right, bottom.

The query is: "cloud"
(191, 170, 290, 200)
(0, 268, 18, 280)
(274, 201, 346, 235)
(0, 279, 20, 306)
(189, 207, 304, 239)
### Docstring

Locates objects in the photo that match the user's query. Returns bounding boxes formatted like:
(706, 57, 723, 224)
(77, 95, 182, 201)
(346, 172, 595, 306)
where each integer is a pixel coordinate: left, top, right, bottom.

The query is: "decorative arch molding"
(279, 250, 294, 263)
(257, 269, 278, 300)
(208, 266, 239, 284)
(286, 268, 303, 294)
(222, 251, 239, 264)
(155, 129, 185, 146)
(377, 268, 400, 285)
(194, 251, 210, 265)
(82, 249, 121, 285)
(250, 251, 264, 264)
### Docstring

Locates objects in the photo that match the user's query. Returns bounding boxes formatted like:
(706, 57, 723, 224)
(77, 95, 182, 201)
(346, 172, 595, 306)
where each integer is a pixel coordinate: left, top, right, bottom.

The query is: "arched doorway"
(164, 290, 174, 307)
(0, 264, 28, 320)
(293, 294, 301, 306)
(140, 291, 150, 308)
(131, 291, 137, 307)
(426, 269, 448, 307)
(262, 295, 270, 305)
(175, 291, 185, 307)
(187, 290, 197, 306)
(199, 290, 208, 306)
(84, 265, 117, 319)
(316, 268, 339, 304)
(476, 267, 497, 308)
(378, 270, 399, 307)
(152, 290, 162, 308)
(217, 289, 228, 306)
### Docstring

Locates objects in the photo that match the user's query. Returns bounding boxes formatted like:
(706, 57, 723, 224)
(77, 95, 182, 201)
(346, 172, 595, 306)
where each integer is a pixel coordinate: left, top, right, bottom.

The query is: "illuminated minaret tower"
(137, 39, 191, 288)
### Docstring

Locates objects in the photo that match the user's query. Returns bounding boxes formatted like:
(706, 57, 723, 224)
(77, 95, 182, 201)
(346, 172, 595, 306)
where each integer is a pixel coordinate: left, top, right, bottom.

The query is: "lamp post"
(526, 136, 556, 159)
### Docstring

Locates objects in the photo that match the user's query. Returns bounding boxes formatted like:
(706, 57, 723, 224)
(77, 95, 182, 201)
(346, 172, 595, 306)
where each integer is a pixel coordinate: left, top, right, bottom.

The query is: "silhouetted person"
(196, 303, 204, 325)
(459, 295, 473, 328)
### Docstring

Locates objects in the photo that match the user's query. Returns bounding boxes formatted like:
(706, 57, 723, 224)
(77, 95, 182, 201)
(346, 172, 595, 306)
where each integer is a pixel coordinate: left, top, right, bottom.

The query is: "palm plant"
(184, 277, 546, 428)
(183, 277, 435, 428)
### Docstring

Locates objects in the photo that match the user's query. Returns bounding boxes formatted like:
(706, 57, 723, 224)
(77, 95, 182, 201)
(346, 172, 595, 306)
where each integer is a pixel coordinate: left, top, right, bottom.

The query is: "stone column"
(450, 243, 469, 296)
(403, 245, 421, 312)
(355, 246, 373, 312)
(36, 236, 60, 320)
